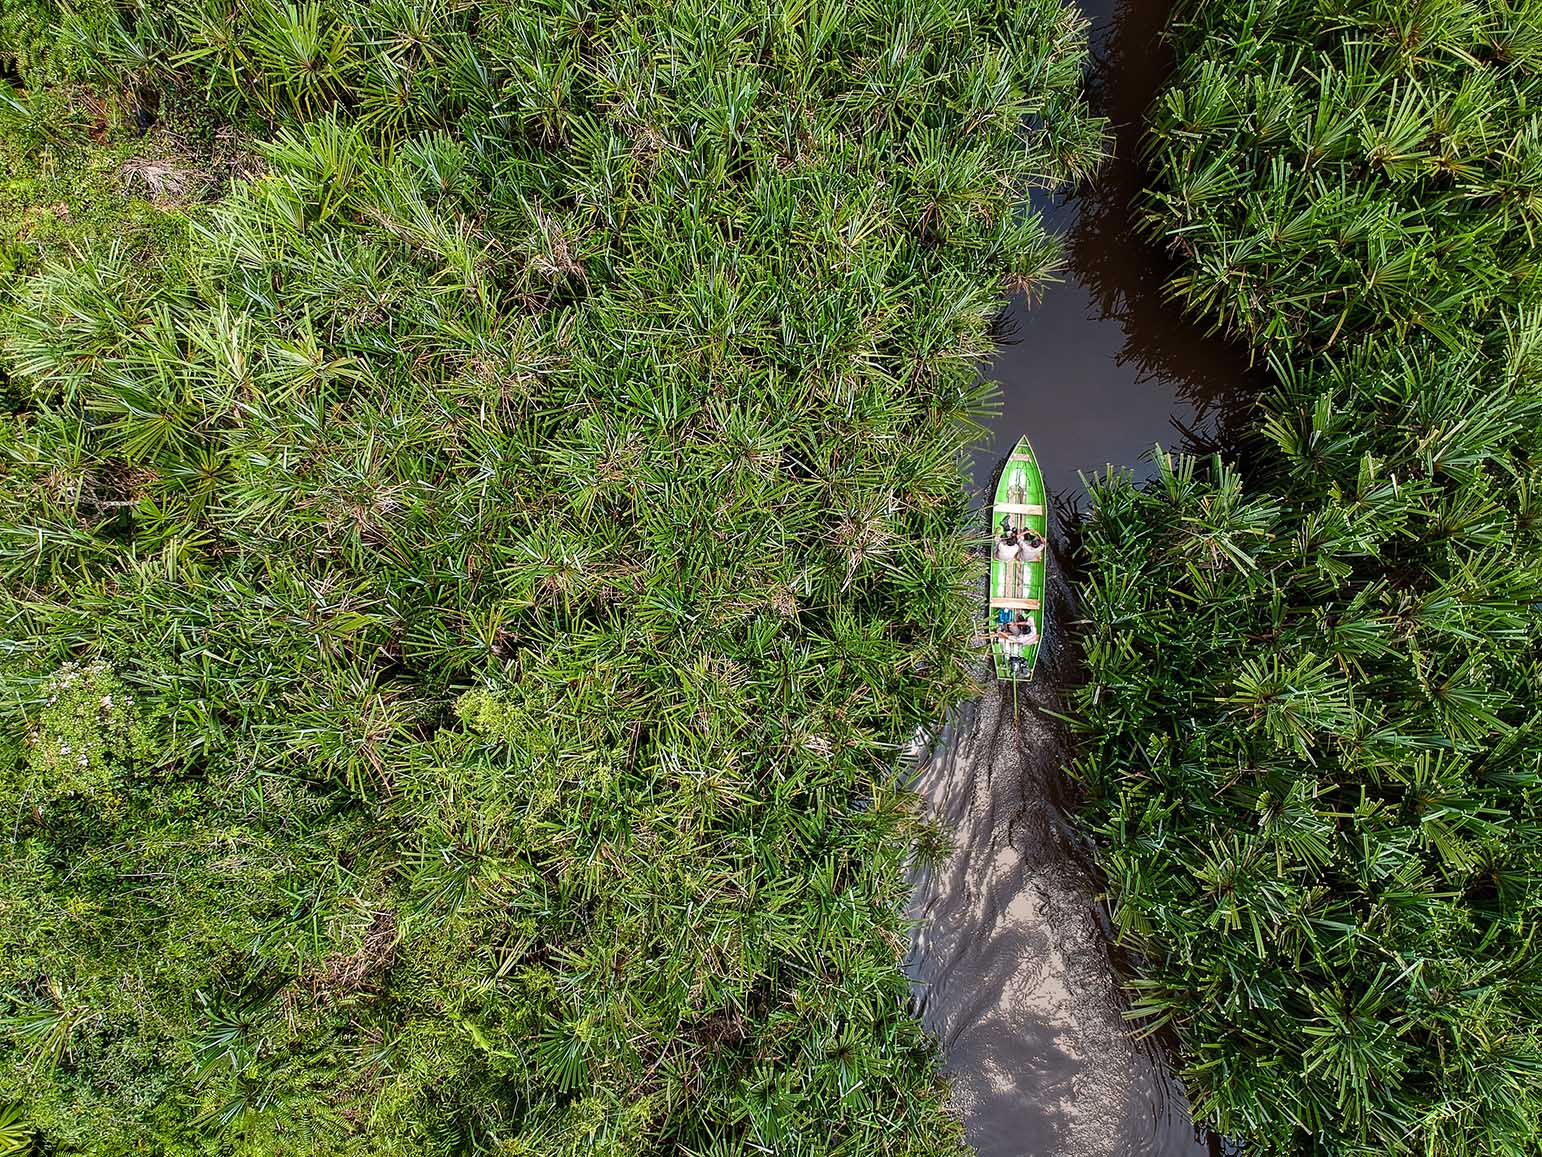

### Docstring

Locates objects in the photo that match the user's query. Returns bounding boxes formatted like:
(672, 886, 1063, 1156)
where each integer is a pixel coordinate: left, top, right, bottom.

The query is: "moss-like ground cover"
(0, 0, 1100, 1151)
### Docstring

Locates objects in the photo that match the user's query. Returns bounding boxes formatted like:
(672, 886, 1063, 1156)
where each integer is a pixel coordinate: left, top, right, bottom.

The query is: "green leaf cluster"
(1078, 1, 1542, 1153)
(1077, 332, 1542, 1154)
(0, 1, 1102, 1152)
(1144, 0, 1542, 351)
(9, 659, 154, 800)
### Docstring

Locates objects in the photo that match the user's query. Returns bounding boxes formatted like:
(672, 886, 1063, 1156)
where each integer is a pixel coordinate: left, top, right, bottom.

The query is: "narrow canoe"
(989, 436, 1047, 682)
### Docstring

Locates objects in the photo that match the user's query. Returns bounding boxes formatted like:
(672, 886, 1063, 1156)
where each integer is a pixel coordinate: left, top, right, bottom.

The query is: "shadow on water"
(968, 0, 1265, 501)
(904, 561, 1218, 1157)
(906, 0, 1262, 1154)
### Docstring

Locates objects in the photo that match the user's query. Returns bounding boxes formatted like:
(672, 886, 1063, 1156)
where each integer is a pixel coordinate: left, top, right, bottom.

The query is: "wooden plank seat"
(994, 501, 1045, 516)
(989, 597, 1041, 610)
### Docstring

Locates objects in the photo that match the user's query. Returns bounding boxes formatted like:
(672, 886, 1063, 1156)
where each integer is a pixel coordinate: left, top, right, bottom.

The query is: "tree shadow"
(1064, 0, 1269, 458)
(905, 524, 1227, 1156)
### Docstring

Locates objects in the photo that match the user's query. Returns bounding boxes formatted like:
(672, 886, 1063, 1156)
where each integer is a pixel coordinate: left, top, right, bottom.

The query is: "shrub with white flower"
(25, 661, 152, 799)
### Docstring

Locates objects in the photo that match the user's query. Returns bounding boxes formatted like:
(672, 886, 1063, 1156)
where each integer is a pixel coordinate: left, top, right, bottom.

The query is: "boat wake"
(903, 623, 1214, 1157)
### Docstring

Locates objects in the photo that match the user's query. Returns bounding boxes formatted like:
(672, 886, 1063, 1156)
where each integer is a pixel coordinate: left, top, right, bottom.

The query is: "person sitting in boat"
(1007, 614, 1037, 672)
(996, 519, 1020, 561)
(1011, 611, 1039, 647)
(1018, 529, 1045, 564)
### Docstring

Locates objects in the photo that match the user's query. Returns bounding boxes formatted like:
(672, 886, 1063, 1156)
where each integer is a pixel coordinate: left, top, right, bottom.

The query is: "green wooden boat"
(989, 436, 1047, 682)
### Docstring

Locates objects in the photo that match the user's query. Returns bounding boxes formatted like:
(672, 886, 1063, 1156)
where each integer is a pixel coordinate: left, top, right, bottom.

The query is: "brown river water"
(902, 1, 1260, 1154)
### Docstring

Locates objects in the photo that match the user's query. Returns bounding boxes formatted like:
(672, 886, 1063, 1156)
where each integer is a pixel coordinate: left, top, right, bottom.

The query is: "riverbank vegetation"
(1146, 0, 1541, 354)
(1075, 1, 1542, 1153)
(0, 1, 1102, 1151)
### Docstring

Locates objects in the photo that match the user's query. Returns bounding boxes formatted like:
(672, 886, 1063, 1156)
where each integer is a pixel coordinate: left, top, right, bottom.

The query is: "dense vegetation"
(0, 1, 1100, 1152)
(1075, 1, 1542, 1154)
(1143, 0, 1542, 353)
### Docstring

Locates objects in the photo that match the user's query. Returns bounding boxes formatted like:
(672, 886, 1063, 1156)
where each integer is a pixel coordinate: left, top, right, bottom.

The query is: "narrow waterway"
(970, 0, 1255, 501)
(903, 0, 1259, 1153)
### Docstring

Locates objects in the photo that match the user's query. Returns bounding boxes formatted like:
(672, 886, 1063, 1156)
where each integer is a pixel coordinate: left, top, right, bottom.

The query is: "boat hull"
(989, 437, 1047, 682)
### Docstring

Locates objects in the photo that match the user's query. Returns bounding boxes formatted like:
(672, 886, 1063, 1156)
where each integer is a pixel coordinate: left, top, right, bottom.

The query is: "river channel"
(902, 0, 1258, 1154)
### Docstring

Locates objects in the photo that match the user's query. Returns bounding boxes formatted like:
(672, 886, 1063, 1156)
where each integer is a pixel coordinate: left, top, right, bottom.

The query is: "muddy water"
(904, 1, 1258, 1154)
(903, 624, 1209, 1157)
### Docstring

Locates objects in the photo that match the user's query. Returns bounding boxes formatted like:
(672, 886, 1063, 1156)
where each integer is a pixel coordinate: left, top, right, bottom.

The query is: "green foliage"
(0, 1103, 30, 1157)
(1143, 0, 1542, 352)
(13, 659, 153, 800)
(1, 0, 118, 85)
(1077, 332, 1542, 1154)
(1080, 1, 1542, 1153)
(0, 0, 1102, 1152)
(0, 88, 193, 373)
